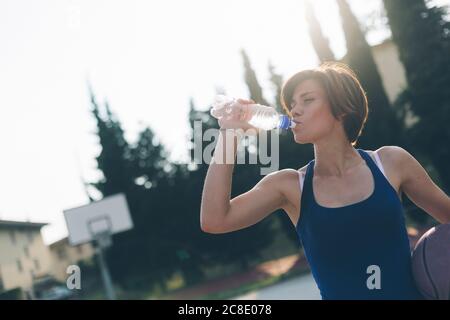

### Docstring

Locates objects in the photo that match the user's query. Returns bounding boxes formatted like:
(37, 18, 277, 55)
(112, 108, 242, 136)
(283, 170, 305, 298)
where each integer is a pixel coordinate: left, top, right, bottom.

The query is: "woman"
(200, 62, 450, 300)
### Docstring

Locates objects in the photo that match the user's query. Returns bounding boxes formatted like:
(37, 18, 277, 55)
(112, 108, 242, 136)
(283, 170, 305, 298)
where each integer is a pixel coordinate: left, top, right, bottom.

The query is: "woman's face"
(289, 79, 340, 144)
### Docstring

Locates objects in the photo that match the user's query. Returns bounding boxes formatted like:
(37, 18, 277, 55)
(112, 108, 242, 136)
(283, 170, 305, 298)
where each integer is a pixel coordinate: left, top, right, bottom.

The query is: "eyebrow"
(299, 91, 315, 97)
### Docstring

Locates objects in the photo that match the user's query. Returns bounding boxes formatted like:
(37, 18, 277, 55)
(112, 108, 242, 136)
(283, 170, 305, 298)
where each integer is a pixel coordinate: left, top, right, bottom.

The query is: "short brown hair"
(280, 61, 368, 146)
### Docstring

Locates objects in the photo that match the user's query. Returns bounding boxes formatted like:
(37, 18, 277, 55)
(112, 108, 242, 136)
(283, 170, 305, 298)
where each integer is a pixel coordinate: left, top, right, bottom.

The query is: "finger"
(236, 99, 255, 104)
(218, 118, 247, 130)
(237, 98, 255, 104)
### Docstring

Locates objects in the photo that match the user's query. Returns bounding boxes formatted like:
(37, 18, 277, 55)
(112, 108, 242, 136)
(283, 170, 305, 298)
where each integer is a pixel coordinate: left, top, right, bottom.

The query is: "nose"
(291, 108, 303, 118)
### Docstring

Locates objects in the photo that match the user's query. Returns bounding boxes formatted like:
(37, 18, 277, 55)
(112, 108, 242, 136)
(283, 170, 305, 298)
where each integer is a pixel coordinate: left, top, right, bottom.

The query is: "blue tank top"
(296, 149, 423, 300)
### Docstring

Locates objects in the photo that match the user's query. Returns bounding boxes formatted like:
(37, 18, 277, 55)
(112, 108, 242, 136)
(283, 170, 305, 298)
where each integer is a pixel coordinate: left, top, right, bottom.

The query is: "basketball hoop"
(63, 193, 133, 300)
(87, 215, 113, 249)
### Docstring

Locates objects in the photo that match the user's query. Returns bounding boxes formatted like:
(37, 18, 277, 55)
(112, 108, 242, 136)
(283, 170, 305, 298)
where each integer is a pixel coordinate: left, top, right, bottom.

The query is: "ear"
(336, 113, 345, 122)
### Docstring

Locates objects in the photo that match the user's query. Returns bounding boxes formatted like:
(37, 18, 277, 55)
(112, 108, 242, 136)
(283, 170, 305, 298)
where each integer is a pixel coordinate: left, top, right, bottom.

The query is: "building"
(0, 218, 96, 299)
(370, 38, 408, 105)
(341, 38, 408, 104)
(0, 219, 53, 297)
(341, 38, 418, 128)
(48, 237, 95, 282)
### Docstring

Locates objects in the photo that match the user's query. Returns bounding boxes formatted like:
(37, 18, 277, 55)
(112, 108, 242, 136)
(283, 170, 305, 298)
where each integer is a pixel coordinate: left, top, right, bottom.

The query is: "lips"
(291, 120, 302, 132)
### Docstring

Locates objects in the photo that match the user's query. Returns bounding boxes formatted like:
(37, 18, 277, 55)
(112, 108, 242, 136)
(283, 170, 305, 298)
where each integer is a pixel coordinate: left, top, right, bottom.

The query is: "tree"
(241, 49, 270, 106)
(88, 88, 181, 291)
(304, 0, 336, 63)
(89, 92, 133, 197)
(337, 0, 405, 150)
(383, 0, 450, 193)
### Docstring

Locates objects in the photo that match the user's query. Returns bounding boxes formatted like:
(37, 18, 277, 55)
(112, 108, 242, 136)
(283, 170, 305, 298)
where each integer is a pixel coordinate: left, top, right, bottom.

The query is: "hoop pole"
(96, 244, 116, 300)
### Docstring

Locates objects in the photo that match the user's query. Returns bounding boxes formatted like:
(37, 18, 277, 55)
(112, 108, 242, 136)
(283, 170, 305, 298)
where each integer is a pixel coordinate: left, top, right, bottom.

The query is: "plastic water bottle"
(210, 95, 296, 130)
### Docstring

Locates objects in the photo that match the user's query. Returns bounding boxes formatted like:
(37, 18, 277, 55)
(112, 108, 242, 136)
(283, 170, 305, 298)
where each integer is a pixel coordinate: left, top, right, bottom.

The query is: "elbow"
(201, 224, 221, 234)
(200, 220, 222, 234)
(200, 202, 229, 234)
(200, 214, 225, 234)
(200, 218, 212, 233)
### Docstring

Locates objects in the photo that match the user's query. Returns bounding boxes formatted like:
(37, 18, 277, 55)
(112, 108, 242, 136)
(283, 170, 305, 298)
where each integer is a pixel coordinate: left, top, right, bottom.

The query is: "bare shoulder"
(376, 146, 411, 162)
(375, 145, 413, 167)
(264, 165, 308, 227)
(253, 169, 296, 197)
(298, 163, 309, 175)
(372, 145, 416, 196)
(260, 168, 299, 184)
(362, 145, 409, 170)
(264, 166, 308, 180)
(262, 168, 302, 195)
(264, 166, 308, 190)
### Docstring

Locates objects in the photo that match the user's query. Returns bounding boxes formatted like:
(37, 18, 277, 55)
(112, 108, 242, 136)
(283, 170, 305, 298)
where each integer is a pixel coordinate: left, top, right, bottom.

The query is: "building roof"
(49, 236, 69, 248)
(0, 219, 48, 230)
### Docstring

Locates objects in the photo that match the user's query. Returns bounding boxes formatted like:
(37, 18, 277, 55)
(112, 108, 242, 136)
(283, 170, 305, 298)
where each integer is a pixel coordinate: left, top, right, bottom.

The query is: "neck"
(313, 140, 364, 178)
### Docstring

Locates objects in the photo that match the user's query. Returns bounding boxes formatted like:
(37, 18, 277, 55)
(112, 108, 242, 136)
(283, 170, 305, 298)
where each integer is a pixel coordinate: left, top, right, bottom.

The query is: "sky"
(0, 0, 448, 245)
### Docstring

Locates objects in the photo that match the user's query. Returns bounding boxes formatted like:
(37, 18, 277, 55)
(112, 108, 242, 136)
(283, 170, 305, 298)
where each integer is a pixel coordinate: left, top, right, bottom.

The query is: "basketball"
(411, 223, 450, 300)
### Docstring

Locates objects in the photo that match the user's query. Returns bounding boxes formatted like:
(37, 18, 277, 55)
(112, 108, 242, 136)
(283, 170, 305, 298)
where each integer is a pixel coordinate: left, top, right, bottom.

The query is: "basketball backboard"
(63, 193, 133, 246)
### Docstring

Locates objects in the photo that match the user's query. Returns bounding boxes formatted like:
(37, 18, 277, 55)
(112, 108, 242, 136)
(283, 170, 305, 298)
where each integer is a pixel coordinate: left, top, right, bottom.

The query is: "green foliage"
(84, 0, 449, 291)
(0, 287, 23, 300)
(88, 71, 282, 290)
(383, 0, 450, 193)
(337, 0, 405, 150)
(304, 0, 336, 63)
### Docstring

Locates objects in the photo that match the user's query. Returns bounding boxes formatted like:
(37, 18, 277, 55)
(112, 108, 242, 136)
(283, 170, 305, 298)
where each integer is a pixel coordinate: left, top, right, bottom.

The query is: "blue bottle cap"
(278, 115, 293, 130)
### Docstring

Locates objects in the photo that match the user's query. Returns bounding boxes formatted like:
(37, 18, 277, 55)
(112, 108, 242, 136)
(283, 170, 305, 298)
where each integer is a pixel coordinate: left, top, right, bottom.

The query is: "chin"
(293, 134, 309, 144)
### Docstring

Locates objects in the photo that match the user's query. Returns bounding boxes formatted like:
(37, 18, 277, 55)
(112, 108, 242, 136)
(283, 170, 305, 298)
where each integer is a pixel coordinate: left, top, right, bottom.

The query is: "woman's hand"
(215, 98, 261, 134)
